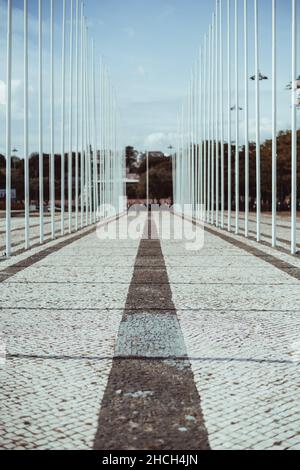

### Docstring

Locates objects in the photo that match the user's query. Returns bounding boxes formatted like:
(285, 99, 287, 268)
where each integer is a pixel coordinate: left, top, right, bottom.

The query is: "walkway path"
(0, 211, 299, 450)
(1, 211, 299, 257)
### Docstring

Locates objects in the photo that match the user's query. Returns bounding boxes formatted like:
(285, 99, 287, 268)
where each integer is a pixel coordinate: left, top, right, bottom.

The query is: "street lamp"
(144, 150, 149, 209)
(230, 105, 243, 111)
(168, 145, 175, 206)
(12, 148, 18, 170)
(285, 75, 300, 109)
(285, 75, 300, 90)
(250, 72, 269, 81)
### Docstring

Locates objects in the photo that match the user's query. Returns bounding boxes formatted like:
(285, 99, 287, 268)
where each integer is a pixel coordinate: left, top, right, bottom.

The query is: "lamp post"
(6, 0, 12, 257)
(272, 0, 277, 247)
(146, 150, 149, 209)
(12, 149, 18, 170)
(291, 0, 297, 255)
(250, 68, 268, 242)
(168, 145, 175, 207)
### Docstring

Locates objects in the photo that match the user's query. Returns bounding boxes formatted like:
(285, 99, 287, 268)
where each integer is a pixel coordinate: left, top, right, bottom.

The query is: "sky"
(0, 0, 299, 157)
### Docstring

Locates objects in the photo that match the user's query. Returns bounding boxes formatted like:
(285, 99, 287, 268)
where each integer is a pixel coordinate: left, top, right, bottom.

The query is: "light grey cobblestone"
(0, 215, 142, 450)
(1, 211, 299, 450)
(1, 358, 113, 450)
(161, 214, 300, 451)
(115, 314, 187, 358)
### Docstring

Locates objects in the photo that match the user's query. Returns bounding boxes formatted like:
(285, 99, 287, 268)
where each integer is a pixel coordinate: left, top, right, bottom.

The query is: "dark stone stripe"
(0, 220, 64, 253)
(241, 227, 300, 250)
(6, 354, 294, 365)
(94, 213, 210, 451)
(228, 231, 300, 256)
(174, 213, 300, 282)
(0, 215, 125, 284)
(0, 223, 101, 259)
(233, 214, 300, 232)
(0, 218, 53, 236)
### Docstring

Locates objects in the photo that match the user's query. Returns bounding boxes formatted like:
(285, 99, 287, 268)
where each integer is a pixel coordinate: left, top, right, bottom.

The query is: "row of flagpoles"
(173, 0, 298, 255)
(4, 0, 125, 257)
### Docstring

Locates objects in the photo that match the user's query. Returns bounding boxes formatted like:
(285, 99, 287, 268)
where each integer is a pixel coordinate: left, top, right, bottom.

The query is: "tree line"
(0, 152, 83, 210)
(127, 129, 300, 210)
(0, 129, 299, 211)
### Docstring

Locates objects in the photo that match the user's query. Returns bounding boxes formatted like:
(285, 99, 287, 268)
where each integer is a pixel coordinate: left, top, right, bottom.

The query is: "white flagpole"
(291, 0, 297, 255)
(203, 34, 207, 221)
(99, 57, 103, 213)
(50, 0, 55, 240)
(254, 0, 261, 242)
(86, 27, 93, 225)
(181, 104, 184, 208)
(191, 71, 195, 216)
(87, 38, 93, 224)
(215, 1, 219, 227)
(107, 73, 110, 210)
(207, 25, 212, 223)
(227, 0, 232, 232)
(192, 67, 195, 216)
(102, 66, 106, 211)
(107, 73, 112, 209)
(107, 72, 110, 211)
(146, 151, 149, 209)
(68, 0, 74, 234)
(84, 23, 90, 226)
(84, 21, 88, 226)
(195, 61, 198, 219)
(6, 0, 12, 257)
(24, 0, 30, 249)
(106, 74, 109, 210)
(91, 40, 95, 221)
(220, 0, 225, 228)
(80, 3, 84, 227)
(189, 76, 192, 213)
(98, 63, 101, 218)
(92, 39, 98, 222)
(176, 113, 180, 207)
(244, 0, 249, 238)
(234, 0, 239, 235)
(38, 0, 44, 244)
(199, 46, 203, 220)
(211, 15, 215, 225)
(185, 94, 188, 208)
(61, 0, 66, 235)
(187, 84, 192, 211)
(75, 0, 79, 231)
(188, 81, 191, 211)
(272, 0, 277, 247)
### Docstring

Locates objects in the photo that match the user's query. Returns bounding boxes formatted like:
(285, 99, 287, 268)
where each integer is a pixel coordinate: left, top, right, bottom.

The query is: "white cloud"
(144, 131, 179, 150)
(0, 80, 5, 106)
(0, 79, 22, 107)
(157, 4, 176, 21)
(137, 65, 145, 77)
(249, 117, 273, 140)
(123, 27, 135, 38)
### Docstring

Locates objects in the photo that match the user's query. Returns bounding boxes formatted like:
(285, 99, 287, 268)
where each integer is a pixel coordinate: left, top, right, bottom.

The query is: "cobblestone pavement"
(159, 213, 300, 451)
(0, 215, 145, 450)
(0, 213, 79, 256)
(0, 211, 300, 450)
(1, 211, 299, 256)
(223, 212, 300, 252)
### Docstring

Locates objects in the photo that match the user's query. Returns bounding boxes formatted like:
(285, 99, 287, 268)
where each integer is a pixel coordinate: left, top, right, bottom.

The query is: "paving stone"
(1, 211, 300, 451)
(115, 314, 187, 358)
(0, 215, 141, 450)
(163, 214, 300, 450)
